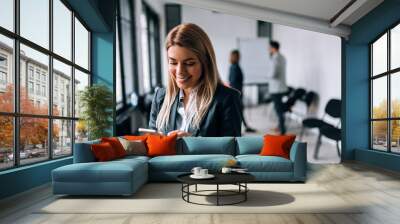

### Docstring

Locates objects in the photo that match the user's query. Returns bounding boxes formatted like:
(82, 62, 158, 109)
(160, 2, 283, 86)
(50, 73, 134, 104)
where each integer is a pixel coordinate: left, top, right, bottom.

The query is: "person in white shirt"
(267, 40, 288, 134)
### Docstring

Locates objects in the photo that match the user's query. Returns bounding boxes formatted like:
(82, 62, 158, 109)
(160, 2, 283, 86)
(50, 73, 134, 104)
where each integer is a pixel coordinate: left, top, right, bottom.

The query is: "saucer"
(190, 174, 215, 179)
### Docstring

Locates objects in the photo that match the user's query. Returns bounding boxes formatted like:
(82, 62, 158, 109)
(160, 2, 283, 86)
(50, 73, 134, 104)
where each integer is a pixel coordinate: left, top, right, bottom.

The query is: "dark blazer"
(228, 63, 243, 93)
(148, 84, 242, 137)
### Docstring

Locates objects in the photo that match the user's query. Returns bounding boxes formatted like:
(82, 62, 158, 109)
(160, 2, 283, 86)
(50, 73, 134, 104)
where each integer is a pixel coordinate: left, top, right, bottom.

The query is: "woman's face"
(167, 45, 203, 91)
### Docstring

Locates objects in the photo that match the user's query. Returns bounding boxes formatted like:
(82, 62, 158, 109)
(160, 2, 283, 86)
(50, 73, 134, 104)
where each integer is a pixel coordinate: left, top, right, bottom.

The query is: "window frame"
(0, 0, 92, 171)
(370, 20, 400, 154)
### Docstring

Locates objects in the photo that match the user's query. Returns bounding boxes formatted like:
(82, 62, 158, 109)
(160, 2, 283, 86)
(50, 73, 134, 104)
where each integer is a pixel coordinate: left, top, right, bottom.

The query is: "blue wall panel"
(92, 32, 114, 88)
(343, 44, 369, 159)
(0, 158, 72, 199)
(355, 149, 400, 172)
(92, 32, 115, 135)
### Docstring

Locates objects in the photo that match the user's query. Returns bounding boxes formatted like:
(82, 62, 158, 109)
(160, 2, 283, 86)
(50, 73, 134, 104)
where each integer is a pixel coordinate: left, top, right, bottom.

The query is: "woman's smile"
(176, 75, 192, 84)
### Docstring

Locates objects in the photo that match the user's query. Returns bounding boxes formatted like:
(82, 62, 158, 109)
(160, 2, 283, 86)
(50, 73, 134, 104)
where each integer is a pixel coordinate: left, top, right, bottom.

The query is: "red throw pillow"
(146, 134, 177, 157)
(101, 137, 126, 158)
(260, 134, 296, 159)
(91, 142, 117, 161)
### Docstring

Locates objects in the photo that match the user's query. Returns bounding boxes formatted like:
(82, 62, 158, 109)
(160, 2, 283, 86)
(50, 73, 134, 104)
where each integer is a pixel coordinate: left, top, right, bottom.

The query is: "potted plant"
(79, 84, 113, 140)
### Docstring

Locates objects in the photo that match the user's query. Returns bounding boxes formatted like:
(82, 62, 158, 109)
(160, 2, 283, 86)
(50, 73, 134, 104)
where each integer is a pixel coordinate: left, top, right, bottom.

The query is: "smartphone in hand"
(138, 128, 163, 135)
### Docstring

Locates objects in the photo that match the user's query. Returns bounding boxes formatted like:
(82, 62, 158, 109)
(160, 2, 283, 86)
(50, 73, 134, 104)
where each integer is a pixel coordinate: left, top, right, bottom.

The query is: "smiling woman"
(148, 23, 242, 137)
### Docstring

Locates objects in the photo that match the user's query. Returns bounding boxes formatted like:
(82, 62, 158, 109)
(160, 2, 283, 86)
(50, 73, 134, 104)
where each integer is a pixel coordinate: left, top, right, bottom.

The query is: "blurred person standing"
(268, 40, 288, 134)
(228, 50, 256, 133)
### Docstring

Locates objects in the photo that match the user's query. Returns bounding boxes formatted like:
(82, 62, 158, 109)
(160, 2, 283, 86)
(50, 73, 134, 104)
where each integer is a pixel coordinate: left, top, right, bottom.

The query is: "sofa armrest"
(289, 141, 307, 181)
(73, 140, 100, 163)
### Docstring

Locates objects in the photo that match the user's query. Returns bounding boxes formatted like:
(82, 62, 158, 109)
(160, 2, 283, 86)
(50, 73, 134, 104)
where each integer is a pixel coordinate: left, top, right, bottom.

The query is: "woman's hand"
(167, 130, 192, 138)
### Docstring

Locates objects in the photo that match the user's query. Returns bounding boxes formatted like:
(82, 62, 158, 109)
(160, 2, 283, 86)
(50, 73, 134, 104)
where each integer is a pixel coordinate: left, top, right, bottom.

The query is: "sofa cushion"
(147, 134, 177, 157)
(260, 135, 296, 159)
(101, 137, 127, 158)
(53, 158, 147, 183)
(148, 154, 235, 172)
(118, 137, 147, 156)
(114, 155, 150, 163)
(91, 142, 118, 161)
(236, 155, 293, 172)
(235, 136, 263, 155)
(178, 137, 236, 155)
(124, 135, 148, 141)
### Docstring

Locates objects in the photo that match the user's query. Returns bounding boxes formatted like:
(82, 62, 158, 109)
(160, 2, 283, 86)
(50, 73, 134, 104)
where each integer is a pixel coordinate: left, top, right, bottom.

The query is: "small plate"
(190, 174, 215, 179)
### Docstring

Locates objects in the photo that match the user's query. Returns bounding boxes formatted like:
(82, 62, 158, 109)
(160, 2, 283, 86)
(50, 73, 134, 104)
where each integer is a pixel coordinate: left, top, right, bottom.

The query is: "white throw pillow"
(118, 137, 147, 156)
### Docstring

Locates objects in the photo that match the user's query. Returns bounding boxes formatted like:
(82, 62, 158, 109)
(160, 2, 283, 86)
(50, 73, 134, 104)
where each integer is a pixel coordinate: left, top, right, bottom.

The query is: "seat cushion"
(112, 155, 150, 166)
(236, 155, 293, 172)
(52, 158, 147, 183)
(149, 154, 235, 172)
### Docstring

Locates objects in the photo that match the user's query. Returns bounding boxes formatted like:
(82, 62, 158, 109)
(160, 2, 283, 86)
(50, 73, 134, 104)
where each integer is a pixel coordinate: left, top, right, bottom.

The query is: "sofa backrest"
(235, 136, 263, 155)
(177, 137, 236, 155)
(76, 136, 296, 161)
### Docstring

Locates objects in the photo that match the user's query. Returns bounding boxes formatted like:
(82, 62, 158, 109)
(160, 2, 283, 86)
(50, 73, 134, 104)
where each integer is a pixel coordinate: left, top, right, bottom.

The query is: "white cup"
(200, 169, 208, 176)
(221, 167, 232, 174)
(191, 167, 202, 176)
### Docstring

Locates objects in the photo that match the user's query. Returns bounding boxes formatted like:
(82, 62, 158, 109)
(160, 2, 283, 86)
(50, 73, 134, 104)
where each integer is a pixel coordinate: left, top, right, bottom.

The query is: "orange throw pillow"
(91, 142, 117, 161)
(146, 134, 177, 157)
(124, 135, 148, 141)
(101, 137, 127, 158)
(260, 134, 296, 159)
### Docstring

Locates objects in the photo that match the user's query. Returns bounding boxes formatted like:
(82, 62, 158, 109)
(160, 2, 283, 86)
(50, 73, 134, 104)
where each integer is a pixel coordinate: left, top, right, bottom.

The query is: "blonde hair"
(156, 23, 221, 131)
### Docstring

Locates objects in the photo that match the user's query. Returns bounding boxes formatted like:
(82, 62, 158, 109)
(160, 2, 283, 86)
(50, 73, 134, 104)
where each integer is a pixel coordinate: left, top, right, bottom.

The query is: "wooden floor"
(1, 162, 400, 224)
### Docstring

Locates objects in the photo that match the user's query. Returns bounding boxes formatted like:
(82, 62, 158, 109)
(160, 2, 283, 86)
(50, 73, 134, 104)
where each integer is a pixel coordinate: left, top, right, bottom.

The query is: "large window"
(117, 0, 139, 107)
(140, 2, 161, 93)
(371, 23, 400, 153)
(0, 0, 91, 171)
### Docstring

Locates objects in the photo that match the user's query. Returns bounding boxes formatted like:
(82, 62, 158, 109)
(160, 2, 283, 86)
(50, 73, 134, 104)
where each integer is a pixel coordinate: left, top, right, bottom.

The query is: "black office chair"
(300, 99, 341, 140)
(314, 123, 341, 158)
(283, 88, 306, 113)
(301, 91, 318, 110)
(283, 86, 294, 97)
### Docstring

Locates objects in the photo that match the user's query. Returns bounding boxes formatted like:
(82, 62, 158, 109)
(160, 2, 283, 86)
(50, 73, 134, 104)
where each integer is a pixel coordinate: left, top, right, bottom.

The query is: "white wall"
(273, 24, 341, 118)
(181, 6, 257, 82)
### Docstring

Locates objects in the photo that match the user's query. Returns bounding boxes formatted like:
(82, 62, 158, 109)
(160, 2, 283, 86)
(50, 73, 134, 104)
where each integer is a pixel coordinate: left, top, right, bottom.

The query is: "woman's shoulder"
(214, 83, 241, 99)
(154, 87, 166, 102)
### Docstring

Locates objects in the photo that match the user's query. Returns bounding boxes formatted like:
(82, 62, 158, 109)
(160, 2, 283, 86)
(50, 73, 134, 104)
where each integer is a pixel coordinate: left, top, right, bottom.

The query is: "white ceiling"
(224, 0, 353, 23)
(166, 0, 384, 38)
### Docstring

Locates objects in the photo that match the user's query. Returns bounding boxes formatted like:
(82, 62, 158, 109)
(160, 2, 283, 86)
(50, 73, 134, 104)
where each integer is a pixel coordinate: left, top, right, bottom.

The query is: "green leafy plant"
(79, 84, 113, 140)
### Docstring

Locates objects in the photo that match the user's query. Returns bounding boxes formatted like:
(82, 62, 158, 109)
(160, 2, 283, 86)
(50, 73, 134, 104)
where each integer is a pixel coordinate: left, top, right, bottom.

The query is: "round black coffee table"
(177, 173, 255, 206)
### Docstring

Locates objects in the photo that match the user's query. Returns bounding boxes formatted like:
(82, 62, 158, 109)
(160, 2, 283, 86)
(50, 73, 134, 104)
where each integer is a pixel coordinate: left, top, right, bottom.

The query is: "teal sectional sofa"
(52, 136, 307, 196)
